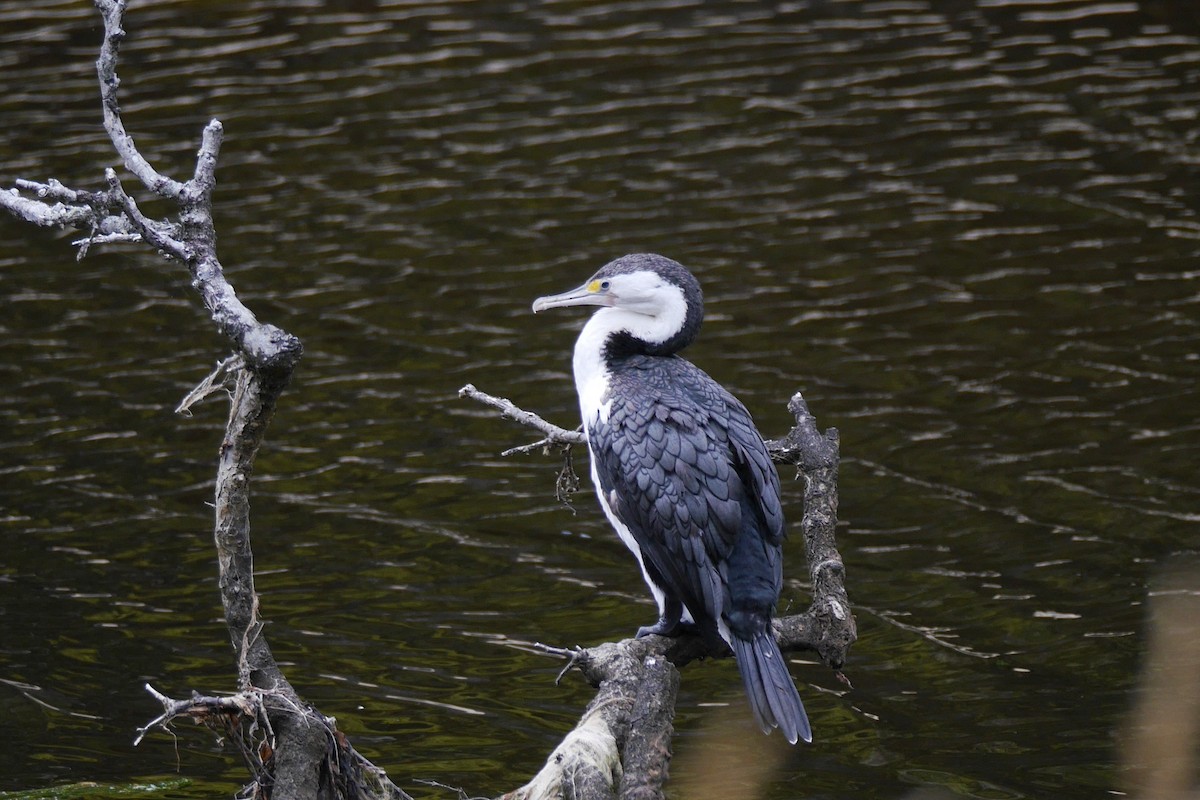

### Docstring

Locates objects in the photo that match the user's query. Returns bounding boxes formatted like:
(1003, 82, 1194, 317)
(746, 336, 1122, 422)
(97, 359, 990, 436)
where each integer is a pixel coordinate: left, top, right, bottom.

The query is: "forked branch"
(0, 3, 401, 799)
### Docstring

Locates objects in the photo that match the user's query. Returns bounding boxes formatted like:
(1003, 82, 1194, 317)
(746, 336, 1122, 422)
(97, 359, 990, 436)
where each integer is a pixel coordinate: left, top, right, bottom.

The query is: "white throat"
(571, 286, 688, 431)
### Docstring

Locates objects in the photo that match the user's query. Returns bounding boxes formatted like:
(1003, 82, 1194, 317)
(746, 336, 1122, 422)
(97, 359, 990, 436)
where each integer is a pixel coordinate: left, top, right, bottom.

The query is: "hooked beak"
(532, 281, 614, 314)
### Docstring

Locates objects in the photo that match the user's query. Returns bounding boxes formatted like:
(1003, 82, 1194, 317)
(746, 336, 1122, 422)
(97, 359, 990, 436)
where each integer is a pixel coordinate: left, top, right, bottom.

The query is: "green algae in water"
(0, 780, 191, 799)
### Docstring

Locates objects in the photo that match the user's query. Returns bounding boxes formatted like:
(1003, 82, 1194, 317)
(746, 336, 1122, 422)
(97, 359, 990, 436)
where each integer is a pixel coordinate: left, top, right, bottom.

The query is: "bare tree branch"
(95, 0, 185, 200)
(1, 186, 103, 229)
(134, 682, 408, 800)
(503, 642, 678, 800)
(1, 3, 405, 799)
(460, 383, 587, 452)
(771, 392, 855, 669)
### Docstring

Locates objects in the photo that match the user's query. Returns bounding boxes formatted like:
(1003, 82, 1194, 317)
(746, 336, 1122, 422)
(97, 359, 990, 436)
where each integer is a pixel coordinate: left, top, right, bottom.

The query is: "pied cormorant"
(532, 253, 811, 744)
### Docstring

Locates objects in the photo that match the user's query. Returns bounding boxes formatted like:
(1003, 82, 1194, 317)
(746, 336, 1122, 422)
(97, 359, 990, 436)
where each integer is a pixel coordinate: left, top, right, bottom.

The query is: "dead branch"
(503, 641, 679, 800)
(135, 683, 407, 800)
(460, 383, 587, 454)
(771, 392, 855, 670)
(0, 3, 404, 799)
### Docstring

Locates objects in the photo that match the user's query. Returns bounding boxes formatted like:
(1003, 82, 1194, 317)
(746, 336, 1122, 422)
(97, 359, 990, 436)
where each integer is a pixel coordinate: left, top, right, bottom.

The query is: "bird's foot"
(636, 616, 698, 639)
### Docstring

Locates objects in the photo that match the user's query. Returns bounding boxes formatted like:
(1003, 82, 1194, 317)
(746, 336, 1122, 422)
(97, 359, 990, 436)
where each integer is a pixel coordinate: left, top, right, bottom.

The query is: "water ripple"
(3, 0, 1199, 796)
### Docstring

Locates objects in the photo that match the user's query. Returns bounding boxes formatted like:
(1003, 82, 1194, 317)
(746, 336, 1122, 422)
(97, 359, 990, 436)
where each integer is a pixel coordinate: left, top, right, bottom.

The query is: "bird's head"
(532, 253, 704, 356)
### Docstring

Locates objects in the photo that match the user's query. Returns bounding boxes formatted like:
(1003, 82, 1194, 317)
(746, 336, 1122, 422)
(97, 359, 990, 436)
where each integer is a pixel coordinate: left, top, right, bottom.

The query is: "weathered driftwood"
(1, 3, 854, 799)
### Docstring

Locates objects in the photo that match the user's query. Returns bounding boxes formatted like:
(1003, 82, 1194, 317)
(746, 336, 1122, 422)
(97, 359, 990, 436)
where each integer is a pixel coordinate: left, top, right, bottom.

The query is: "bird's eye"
(600, 280, 611, 290)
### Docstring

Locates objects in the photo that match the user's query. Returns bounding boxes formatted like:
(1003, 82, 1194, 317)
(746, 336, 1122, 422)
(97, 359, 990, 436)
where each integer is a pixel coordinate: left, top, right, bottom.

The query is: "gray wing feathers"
(726, 409, 785, 544)
(590, 357, 783, 624)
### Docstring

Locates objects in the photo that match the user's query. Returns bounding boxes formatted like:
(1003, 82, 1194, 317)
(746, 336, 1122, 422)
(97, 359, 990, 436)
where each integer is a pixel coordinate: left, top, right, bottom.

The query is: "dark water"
(2, 0, 1199, 797)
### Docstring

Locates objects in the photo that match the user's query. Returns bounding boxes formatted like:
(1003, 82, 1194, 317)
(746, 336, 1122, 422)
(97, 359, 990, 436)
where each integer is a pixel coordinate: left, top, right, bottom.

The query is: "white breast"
(570, 297, 710, 631)
(572, 312, 614, 428)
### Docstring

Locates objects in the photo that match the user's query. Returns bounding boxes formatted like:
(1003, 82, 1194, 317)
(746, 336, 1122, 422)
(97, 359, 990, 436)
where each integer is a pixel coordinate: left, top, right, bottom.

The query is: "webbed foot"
(637, 616, 682, 638)
(635, 599, 697, 639)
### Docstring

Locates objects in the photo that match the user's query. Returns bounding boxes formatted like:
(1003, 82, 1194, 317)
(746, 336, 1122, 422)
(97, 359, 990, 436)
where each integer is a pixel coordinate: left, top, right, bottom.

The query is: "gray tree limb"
(1, 3, 403, 799)
(459, 383, 587, 454)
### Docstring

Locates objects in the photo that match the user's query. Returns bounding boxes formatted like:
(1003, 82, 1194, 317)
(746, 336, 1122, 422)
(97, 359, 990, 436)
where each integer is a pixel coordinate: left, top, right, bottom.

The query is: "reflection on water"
(2, 0, 1198, 797)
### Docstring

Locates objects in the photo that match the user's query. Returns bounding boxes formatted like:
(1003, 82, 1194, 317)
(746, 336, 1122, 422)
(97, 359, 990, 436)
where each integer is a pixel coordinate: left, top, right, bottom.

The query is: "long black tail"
(732, 631, 811, 744)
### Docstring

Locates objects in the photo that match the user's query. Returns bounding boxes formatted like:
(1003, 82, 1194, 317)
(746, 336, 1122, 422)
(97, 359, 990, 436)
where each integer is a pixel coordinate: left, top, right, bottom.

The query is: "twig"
(459, 384, 586, 448)
(95, 0, 185, 200)
(133, 683, 262, 747)
(0, 185, 104, 229)
(71, 230, 142, 247)
(176, 355, 244, 416)
(462, 384, 838, 469)
(413, 779, 489, 800)
(15, 177, 73, 201)
(102, 167, 187, 260)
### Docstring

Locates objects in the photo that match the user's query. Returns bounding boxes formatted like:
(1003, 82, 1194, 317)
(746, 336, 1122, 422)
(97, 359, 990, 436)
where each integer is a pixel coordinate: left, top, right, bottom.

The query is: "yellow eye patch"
(588, 279, 603, 292)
